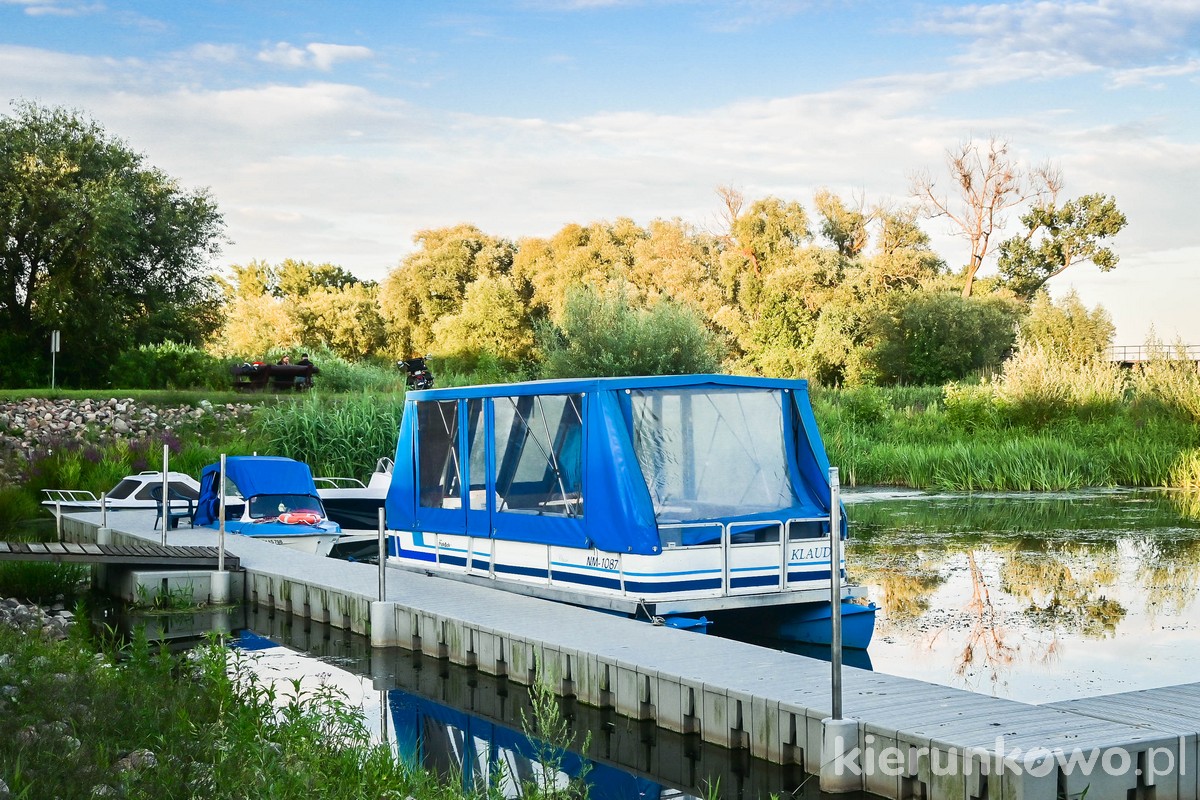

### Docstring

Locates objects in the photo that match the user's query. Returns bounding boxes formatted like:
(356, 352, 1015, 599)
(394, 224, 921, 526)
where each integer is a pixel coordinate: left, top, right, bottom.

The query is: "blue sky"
(3, 0, 1200, 345)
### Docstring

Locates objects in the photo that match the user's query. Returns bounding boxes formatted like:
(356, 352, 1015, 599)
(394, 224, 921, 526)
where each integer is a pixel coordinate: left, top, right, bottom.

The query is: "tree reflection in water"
(845, 489, 1200, 694)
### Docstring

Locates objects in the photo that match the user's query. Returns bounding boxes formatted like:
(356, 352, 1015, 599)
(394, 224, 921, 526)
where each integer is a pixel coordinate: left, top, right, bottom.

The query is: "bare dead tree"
(910, 137, 1061, 297)
(715, 184, 745, 237)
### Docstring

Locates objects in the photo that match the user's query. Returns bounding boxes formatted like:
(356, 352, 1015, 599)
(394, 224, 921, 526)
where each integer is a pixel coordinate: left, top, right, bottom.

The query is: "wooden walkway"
(0, 541, 239, 570)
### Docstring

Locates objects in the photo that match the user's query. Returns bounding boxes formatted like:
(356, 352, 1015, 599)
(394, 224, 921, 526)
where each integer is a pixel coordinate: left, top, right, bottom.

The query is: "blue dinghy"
(195, 456, 342, 555)
(383, 374, 875, 648)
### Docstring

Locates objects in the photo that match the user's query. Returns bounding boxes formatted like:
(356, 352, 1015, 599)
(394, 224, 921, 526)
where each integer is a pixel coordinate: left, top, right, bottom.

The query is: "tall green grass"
(818, 345, 1200, 490)
(255, 393, 406, 481)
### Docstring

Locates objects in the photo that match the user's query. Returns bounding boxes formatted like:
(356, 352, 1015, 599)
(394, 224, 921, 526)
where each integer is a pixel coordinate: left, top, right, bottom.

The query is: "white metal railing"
(1108, 344, 1200, 362)
(41, 488, 98, 504)
(656, 513, 838, 596)
(313, 477, 366, 489)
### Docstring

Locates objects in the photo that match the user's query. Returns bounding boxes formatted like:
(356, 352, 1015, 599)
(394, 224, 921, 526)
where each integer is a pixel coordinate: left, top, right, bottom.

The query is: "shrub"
(109, 341, 230, 390)
(538, 288, 724, 379)
(870, 291, 1021, 385)
(1131, 344, 1200, 424)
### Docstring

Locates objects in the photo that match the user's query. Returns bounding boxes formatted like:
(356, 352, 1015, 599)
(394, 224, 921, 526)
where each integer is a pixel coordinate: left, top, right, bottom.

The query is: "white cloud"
(2, 0, 103, 16)
(920, 0, 1200, 71)
(257, 42, 374, 72)
(1108, 58, 1200, 88)
(187, 43, 242, 64)
(307, 43, 373, 71)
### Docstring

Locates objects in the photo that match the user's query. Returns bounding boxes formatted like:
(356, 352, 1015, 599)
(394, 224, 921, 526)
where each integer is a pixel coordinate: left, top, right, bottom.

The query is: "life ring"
(278, 511, 321, 526)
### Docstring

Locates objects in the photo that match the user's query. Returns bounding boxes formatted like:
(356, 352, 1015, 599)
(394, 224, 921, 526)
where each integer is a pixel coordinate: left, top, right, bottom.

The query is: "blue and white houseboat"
(195, 456, 343, 556)
(383, 374, 875, 647)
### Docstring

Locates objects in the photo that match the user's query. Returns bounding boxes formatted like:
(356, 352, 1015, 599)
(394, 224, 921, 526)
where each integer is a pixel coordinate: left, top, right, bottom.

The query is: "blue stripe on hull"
(549, 570, 622, 590)
(623, 577, 723, 593)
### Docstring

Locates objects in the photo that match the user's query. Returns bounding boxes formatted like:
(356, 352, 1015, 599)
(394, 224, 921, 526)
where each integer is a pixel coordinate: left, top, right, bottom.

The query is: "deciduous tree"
(1018, 290, 1114, 361)
(997, 194, 1127, 300)
(379, 225, 518, 357)
(0, 101, 225, 387)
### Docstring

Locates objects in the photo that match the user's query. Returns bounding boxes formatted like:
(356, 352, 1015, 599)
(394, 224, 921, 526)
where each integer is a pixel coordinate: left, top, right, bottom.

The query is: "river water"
(843, 487, 1200, 703)
(107, 488, 1200, 798)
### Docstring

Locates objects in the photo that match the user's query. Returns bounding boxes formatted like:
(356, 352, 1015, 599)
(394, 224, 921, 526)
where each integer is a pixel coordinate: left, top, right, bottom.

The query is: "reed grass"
(817, 343, 1200, 491)
(255, 392, 406, 482)
(1169, 449, 1200, 491)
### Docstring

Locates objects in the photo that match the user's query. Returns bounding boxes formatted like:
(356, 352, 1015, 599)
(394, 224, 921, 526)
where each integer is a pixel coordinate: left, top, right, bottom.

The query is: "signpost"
(50, 330, 60, 389)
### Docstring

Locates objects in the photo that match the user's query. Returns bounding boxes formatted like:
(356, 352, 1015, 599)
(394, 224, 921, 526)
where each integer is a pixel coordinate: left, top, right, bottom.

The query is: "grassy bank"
(817, 349, 1200, 491)
(0, 621, 485, 800)
(4, 347, 1200, 524)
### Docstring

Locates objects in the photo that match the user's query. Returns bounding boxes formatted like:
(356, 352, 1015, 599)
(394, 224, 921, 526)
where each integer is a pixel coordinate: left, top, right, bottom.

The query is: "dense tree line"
(0, 102, 1127, 388)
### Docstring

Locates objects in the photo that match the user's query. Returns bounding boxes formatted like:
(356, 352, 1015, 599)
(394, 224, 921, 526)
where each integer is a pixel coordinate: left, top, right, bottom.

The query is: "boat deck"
(61, 510, 1197, 800)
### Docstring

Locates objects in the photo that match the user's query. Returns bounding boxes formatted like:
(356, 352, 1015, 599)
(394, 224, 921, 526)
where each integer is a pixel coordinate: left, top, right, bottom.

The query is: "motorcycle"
(398, 356, 434, 390)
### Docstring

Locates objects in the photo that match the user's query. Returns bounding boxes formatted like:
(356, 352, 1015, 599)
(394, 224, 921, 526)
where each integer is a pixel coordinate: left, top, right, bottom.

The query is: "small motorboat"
(315, 456, 393, 531)
(194, 456, 342, 555)
(42, 471, 201, 519)
(315, 457, 393, 561)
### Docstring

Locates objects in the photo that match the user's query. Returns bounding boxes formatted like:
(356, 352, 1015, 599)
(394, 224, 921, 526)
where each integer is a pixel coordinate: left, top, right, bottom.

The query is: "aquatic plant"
(518, 660, 592, 800)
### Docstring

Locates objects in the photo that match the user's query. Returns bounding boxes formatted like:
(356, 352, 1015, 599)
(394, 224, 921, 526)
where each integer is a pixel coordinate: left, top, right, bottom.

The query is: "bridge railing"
(1107, 344, 1200, 362)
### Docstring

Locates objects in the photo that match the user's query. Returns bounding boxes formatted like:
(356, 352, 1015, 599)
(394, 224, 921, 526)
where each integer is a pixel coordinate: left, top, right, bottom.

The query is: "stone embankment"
(0, 596, 73, 641)
(0, 397, 256, 484)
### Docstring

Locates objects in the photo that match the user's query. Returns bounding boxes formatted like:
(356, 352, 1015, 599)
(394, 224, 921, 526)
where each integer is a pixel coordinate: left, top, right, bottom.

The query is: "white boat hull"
(385, 528, 859, 615)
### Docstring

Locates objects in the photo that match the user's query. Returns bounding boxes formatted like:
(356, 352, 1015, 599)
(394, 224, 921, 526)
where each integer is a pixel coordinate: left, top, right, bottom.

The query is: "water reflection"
(148, 605, 867, 800)
(846, 489, 1200, 701)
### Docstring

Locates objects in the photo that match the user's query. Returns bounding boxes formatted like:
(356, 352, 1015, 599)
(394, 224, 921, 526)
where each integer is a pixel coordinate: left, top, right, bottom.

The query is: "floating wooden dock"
(0, 540, 239, 569)
(59, 510, 1196, 800)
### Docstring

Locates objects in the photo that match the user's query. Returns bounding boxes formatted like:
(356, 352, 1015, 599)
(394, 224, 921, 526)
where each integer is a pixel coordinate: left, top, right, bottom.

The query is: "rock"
(114, 749, 158, 772)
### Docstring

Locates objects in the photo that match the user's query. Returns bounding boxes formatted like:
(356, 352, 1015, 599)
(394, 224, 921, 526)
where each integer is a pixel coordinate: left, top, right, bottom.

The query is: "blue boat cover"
(385, 374, 843, 556)
(195, 456, 321, 526)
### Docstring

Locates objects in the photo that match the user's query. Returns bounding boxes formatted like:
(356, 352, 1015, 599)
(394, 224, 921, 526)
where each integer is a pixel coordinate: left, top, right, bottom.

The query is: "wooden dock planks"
(0, 540, 238, 569)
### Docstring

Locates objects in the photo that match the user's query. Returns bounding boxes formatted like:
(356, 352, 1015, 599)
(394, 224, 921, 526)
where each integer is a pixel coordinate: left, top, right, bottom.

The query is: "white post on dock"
(829, 466, 842, 718)
(820, 465, 860, 793)
(370, 506, 398, 647)
(55, 500, 62, 542)
(209, 454, 230, 604)
(377, 506, 386, 601)
(160, 444, 169, 546)
(100, 492, 107, 529)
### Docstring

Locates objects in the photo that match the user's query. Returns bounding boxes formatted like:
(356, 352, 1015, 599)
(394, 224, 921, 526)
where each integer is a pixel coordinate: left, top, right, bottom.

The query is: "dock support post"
(821, 467, 860, 793)
(210, 570, 230, 605)
(820, 717, 862, 793)
(370, 601, 399, 647)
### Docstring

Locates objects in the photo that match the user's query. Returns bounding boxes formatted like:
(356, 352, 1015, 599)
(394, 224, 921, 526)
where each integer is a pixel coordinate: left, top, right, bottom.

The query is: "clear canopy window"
(492, 394, 583, 517)
(417, 400, 462, 509)
(248, 494, 323, 519)
(631, 388, 799, 521)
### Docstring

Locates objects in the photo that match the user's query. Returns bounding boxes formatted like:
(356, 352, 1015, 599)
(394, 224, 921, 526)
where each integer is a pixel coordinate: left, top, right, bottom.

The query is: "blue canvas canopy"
(195, 456, 321, 526)
(385, 374, 843, 556)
